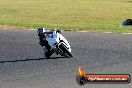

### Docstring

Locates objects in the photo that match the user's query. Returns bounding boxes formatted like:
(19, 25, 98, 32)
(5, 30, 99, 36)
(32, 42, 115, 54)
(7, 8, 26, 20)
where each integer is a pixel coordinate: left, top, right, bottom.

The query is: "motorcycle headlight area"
(44, 32, 53, 38)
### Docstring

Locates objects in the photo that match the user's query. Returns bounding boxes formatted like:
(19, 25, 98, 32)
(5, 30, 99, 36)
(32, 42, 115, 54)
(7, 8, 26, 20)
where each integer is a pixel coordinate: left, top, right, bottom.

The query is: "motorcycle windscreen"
(46, 32, 59, 46)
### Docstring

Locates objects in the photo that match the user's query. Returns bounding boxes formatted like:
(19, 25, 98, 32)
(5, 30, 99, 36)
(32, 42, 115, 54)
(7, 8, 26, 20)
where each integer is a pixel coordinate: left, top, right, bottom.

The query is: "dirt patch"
(0, 25, 27, 30)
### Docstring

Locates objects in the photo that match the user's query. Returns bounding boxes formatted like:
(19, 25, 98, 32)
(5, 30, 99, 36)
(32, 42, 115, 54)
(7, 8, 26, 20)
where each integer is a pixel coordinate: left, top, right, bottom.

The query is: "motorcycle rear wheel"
(44, 49, 54, 58)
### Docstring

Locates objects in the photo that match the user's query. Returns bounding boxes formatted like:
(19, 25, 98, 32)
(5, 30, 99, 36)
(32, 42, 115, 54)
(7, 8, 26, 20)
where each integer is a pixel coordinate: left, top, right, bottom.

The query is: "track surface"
(0, 29, 132, 88)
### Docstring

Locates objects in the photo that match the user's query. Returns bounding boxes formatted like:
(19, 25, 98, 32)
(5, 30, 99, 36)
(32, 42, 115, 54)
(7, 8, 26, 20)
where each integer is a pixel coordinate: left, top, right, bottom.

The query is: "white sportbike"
(42, 30, 73, 58)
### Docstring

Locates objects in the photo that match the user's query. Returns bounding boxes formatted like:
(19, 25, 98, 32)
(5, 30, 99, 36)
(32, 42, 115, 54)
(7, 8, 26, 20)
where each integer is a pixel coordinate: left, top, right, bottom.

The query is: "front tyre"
(59, 44, 73, 58)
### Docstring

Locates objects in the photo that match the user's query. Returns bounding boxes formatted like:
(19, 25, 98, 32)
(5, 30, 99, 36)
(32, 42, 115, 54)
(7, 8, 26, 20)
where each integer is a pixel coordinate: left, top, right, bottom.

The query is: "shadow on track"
(0, 56, 65, 63)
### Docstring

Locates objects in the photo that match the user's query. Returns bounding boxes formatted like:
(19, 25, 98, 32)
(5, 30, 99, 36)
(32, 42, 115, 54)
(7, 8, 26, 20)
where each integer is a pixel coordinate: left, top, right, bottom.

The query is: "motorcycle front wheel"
(59, 44, 73, 58)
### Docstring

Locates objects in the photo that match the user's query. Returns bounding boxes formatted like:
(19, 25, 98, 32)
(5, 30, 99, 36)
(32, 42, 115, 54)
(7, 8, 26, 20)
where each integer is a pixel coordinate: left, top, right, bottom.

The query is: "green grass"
(0, 0, 132, 32)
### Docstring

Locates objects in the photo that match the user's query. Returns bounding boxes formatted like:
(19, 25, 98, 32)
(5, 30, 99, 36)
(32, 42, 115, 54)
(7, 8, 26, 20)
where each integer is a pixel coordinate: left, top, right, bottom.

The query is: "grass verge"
(0, 0, 132, 32)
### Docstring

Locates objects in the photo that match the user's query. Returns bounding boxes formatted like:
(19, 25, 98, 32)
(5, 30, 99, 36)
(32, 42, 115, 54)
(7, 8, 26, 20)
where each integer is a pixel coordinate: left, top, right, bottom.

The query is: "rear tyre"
(44, 49, 54, 59)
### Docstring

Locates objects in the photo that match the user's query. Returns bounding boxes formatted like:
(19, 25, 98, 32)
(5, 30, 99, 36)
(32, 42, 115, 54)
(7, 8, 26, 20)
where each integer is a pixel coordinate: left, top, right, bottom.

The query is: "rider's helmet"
(37, 27, 46, 38)
(37, 27, 46, 34)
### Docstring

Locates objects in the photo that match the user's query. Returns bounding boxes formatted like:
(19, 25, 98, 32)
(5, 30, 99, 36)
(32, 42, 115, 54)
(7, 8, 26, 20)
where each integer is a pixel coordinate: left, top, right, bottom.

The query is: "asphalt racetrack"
(0, 29, 132, 88)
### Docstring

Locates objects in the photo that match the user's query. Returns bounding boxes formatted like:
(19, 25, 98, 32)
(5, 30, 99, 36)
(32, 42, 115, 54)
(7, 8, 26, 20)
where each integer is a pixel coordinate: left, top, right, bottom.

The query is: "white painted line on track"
(77, 31, 132, 35)
(77, 31, 89, 32)
(103, 32, 113, 33)
(122, 33, 132, 35)
(28, 29, 35, 30)
(28, 29, 132, 35)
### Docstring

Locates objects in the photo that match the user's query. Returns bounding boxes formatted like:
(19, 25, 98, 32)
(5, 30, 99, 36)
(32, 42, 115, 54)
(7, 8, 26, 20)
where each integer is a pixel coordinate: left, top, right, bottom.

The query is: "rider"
(37, 27, 53, 58)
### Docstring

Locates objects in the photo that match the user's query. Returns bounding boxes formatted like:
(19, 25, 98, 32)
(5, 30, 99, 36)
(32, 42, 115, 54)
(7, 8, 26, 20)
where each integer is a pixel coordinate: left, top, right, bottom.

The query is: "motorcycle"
(37, 28, 73, 58)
